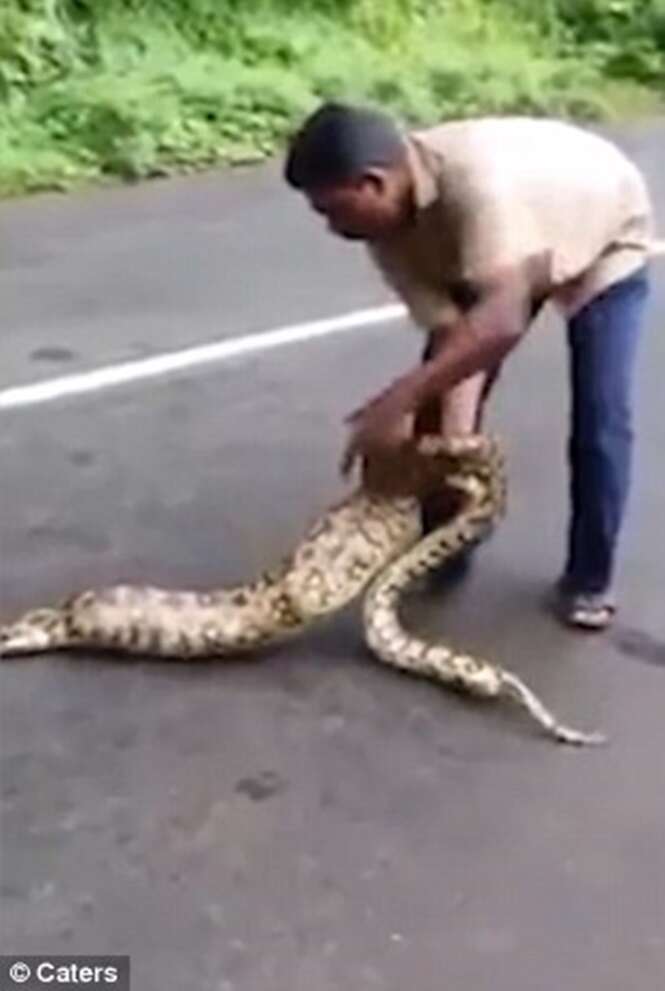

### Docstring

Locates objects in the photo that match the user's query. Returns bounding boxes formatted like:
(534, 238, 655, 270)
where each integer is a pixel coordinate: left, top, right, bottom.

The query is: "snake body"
(0, 435, 604, 744)
(0, 491, 420, 658)
(363, 440, 604, 745)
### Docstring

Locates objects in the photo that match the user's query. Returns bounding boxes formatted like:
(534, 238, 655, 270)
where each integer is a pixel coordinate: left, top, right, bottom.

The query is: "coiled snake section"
(0, 434, 605, 745)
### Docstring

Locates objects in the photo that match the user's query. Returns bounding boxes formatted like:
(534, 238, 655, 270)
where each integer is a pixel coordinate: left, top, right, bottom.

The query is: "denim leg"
(564, 268, 649, 594)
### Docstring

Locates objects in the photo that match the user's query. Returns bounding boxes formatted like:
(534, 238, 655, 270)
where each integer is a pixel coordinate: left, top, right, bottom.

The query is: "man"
(284, 103, 660, 630)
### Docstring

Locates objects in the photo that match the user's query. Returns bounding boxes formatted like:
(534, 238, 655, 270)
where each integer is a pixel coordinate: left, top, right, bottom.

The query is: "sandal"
(560, 591, 617, 631)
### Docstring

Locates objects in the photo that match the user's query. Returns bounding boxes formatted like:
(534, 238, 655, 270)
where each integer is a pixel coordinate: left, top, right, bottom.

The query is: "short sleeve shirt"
(368, 117, 656, 328)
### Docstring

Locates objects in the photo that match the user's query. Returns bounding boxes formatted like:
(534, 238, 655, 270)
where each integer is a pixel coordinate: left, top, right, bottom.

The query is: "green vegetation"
(0, 1, 663, 196)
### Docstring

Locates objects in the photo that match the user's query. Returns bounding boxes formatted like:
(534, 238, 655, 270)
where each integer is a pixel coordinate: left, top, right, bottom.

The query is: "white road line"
(0, 302, 407, 412)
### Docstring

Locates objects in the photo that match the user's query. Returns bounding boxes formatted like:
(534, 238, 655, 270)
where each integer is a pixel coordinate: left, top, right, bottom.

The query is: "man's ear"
(362, 168, 388, 194)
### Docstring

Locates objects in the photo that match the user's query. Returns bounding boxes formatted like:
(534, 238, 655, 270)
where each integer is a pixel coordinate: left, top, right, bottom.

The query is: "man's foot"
(554, 583, 617, 631)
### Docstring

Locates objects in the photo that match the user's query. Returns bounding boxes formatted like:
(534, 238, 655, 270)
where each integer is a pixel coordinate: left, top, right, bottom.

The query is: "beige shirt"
(368, 117, 659, 327)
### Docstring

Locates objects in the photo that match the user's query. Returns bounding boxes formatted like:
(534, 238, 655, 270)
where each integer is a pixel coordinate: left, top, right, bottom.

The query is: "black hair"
(284, 102, 405, 190)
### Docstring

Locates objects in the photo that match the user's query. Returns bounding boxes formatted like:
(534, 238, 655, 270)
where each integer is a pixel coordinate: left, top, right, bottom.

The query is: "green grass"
(0, 1, 663, 197)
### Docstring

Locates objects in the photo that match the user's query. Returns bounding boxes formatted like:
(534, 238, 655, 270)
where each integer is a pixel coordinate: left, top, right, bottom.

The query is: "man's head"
(284, 103, 413, 241)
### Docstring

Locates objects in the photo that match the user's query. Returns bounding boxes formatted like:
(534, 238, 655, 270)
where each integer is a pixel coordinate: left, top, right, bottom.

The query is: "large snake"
(0, 434, 605, 745)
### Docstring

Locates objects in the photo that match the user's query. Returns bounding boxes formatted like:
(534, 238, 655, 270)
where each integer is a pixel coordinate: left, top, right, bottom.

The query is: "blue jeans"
(563, 266, 649, 595)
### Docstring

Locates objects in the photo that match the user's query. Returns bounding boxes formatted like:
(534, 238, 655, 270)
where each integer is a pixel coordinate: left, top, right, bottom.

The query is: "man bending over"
(285, 103, 659, 630)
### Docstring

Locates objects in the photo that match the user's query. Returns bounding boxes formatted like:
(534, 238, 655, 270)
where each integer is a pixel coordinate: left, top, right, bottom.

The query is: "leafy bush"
(0, 0, 662, 196)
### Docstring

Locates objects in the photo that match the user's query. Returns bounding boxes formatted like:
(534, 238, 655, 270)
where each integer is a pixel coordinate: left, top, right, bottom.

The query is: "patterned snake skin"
(0, 434, 605, 745)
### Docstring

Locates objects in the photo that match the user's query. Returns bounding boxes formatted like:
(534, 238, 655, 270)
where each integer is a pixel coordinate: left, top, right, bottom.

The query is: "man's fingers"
(340, 454, 356, 479)
(340, 440, 358, 478)
(345, 391, 389, 424)
(344, 406, 365, 425)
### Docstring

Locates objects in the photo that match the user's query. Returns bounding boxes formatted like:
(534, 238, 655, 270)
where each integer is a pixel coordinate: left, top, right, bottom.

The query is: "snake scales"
(0, 434, 604, 745)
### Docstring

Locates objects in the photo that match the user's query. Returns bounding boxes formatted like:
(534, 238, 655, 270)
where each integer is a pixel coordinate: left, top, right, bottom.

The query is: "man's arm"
(399, 262, 543, 412)
(401, 167, 552, 408)
(370, 252, 549, 420)
(341, 259, 547, 475)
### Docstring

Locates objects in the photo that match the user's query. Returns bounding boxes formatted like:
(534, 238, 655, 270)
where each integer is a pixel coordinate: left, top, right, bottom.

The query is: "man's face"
(305, 170, 409, 241)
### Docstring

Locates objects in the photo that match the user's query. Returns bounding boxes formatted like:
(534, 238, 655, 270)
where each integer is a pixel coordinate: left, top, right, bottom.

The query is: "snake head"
(0, 608, 69, 658)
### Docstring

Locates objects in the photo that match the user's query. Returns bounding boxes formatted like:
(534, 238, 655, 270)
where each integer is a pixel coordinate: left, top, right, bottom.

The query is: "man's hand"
(340, 376, 418, 477)
(340, 254, 548, 478)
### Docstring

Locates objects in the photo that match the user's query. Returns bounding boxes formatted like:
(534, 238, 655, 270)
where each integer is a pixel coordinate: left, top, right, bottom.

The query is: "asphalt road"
(1, 121, 664, 991)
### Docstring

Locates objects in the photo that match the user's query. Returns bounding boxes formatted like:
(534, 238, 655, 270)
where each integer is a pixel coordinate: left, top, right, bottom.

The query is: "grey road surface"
(1, 121, 664, 991)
